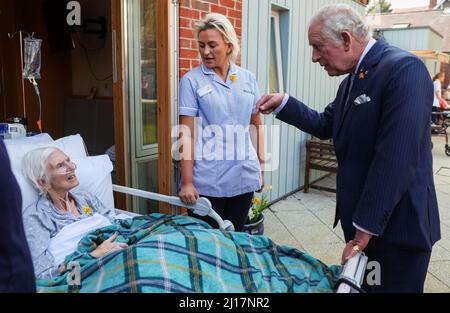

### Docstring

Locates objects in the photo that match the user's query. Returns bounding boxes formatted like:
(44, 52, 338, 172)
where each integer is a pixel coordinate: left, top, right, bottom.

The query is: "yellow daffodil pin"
(230, 74, 237, 82)
(358, 67, 369, 80)
(83, 206, 93, 216)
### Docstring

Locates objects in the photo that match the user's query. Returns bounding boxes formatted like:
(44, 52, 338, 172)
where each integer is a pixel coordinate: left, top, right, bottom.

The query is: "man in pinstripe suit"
(257, 4, 440, 292)
(0, 140, 35, 292)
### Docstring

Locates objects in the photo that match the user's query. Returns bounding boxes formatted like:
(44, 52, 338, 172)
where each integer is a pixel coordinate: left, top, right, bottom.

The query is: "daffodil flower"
(248, 185, 273, 224)
(83, 206, 93, 216)
(358, 67, 369, 80)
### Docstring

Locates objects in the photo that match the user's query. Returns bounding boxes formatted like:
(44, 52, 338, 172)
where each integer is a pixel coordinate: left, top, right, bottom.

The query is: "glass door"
(125, 0, 160, 214)
(139, 0, 158, 154)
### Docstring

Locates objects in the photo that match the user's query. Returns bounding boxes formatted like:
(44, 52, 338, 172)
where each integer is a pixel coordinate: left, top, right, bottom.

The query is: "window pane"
(136, 158, 159, 214)
(142, 100, 157, 145)
(269, 17, 280, 93)
(140, 0, 158, 145)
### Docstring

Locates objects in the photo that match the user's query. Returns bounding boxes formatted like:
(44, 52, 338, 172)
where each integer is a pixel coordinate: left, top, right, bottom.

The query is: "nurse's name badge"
(198, 84, 213, 98)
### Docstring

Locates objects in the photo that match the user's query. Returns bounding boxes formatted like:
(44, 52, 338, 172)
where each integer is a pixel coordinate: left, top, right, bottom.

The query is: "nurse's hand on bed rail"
(341, 230, 372, 265)
(179, 183, 199, 205)
(90, 233, 128, 259)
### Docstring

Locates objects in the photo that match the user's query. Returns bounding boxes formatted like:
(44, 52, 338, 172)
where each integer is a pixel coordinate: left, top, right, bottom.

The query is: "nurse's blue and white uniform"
(179, 63, 262, 197)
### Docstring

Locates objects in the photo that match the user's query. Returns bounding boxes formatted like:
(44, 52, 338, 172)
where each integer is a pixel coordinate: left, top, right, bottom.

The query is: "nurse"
(178, 13, 264, 232)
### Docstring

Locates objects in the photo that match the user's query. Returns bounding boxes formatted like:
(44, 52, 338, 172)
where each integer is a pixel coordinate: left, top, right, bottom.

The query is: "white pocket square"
(354, 94, 371, 106)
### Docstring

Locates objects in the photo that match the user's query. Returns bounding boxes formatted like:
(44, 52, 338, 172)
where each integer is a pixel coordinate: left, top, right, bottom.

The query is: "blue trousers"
(362, 238, 431, 293)
(188, 192, 254, 232)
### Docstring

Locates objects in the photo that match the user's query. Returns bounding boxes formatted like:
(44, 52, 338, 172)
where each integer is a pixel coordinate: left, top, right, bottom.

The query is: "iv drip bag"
(22, 37, 42, 80)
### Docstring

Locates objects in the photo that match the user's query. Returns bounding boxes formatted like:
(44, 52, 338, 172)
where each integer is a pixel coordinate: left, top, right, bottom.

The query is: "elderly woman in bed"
(22, 147, 128, 279)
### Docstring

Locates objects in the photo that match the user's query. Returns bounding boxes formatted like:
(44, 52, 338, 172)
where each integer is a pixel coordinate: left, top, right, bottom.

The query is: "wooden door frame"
(111, 0, 128, 210)
(156, 0, 172, 214)
(111, 0, 172, 213)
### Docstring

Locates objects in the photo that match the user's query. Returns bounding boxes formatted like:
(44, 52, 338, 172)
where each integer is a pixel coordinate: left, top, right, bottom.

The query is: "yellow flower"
(83, 206, 93, 216)
(230, 74, 237, 82)
(358, 67, 369, 80)
(266, 185, 273, 191)
(253, 197, 261, 205)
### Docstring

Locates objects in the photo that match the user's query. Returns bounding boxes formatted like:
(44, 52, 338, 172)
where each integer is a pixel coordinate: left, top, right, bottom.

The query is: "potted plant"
(243, 185, 272, 235)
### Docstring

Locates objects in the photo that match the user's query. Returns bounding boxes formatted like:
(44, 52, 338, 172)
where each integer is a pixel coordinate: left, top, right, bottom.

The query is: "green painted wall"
(382, 27, 443, 76)
(242, 0, 366, 203)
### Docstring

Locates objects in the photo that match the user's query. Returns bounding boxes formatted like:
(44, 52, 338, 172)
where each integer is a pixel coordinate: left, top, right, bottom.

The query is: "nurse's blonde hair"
(195, 13, 240, 63)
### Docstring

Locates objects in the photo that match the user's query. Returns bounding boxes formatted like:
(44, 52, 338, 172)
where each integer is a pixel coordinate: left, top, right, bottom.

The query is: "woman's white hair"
(22, 147, 59, 195)
(309, 4, 372, 44)
(195, 13, 240, 63)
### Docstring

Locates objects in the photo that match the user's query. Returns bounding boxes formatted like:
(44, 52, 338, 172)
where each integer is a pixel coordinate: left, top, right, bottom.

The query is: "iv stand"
(8, 30, 34, 120)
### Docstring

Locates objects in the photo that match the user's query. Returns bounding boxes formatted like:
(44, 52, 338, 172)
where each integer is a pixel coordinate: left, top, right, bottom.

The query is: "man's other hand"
(256, 93, 285, 115)
(341, 229, 372, 265)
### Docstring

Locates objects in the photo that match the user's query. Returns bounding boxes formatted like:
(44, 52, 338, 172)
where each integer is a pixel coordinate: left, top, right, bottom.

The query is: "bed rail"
(337, 252, 368, 293)
(112, 184, 235, 231)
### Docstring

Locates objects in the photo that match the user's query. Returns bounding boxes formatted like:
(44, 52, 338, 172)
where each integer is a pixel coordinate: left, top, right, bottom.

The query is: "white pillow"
(14, 167, 39, 212)
(54, 134, 88, 159)
(7, 134, 113, 211)
(72, 155, 115, 210)
(5, 134, 87, 170)
(16, 155, 114, 212)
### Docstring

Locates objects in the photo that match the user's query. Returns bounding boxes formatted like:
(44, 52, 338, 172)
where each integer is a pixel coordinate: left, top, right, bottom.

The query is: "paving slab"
(264, 135, 450, 292)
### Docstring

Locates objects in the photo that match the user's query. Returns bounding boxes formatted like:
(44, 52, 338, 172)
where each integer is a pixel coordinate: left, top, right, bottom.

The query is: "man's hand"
(341, 229, 372, 265)
(90, 233, 128, 259)
(256, 93, 285, 115)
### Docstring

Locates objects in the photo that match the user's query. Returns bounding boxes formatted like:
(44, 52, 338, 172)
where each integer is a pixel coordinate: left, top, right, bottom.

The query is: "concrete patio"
(264, 135, 450, 293)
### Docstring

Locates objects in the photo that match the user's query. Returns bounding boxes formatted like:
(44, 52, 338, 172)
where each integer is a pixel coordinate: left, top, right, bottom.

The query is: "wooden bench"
(304, 137, 337, 193)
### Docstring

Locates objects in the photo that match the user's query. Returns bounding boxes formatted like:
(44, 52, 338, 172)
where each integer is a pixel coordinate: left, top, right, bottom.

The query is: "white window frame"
(269, 10, 284, 94)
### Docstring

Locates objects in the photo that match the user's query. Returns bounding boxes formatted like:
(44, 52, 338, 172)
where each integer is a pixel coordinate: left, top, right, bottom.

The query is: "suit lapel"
(335, 39, 388, 139)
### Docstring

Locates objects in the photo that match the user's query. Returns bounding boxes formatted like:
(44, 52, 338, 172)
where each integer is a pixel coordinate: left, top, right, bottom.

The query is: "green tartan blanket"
(37, 214, 342, 293)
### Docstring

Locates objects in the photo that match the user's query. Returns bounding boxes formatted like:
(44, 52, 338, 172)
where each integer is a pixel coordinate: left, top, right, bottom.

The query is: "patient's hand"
(90, 233, 128, 259)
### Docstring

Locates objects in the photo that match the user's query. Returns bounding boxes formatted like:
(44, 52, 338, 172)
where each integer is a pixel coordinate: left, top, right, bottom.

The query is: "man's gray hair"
(310, 4, 372, 44)
(195, 13, 240, 63)
(22, 147, 58, 195)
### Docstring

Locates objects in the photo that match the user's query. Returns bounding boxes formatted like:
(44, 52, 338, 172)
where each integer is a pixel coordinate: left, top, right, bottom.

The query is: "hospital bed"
(4, 133, 368, 293)
(112, 184, 368, 293)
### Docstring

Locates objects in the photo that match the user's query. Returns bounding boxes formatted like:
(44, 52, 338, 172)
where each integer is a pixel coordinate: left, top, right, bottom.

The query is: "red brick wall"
(179, 0, 242, 77)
